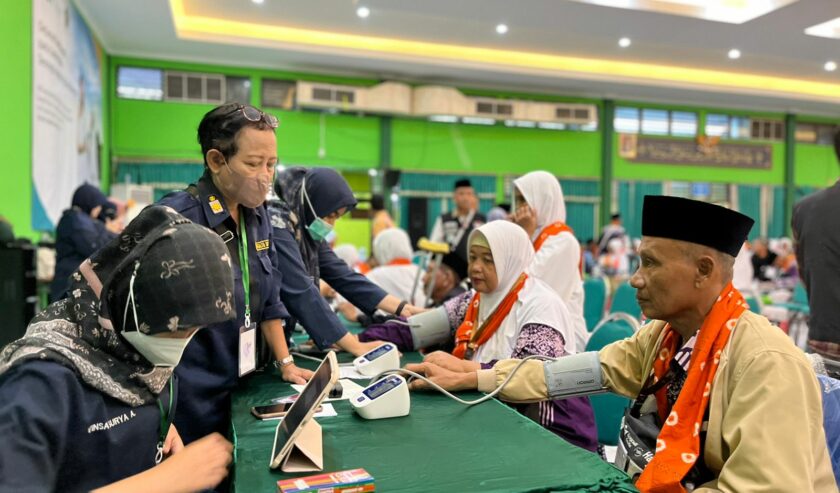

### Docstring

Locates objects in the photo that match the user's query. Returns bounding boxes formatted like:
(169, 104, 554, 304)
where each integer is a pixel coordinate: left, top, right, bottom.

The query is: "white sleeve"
(530, 233, 580, 302)
(429, 216, 444, 243)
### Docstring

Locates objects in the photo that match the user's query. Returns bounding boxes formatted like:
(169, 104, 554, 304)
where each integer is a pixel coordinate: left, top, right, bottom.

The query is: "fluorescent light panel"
(805, 17, 840, 39)
(566, 0, 799, 24)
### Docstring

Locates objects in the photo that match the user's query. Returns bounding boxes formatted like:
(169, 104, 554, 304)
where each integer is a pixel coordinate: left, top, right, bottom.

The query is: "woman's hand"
(400, 304, 426, 317)
(162, 424, 184, 457)
(423, 351, 480, 373)
(403, 362, 477, 392)
(512, 205, 538, 238)
(280, 363, 314, 385)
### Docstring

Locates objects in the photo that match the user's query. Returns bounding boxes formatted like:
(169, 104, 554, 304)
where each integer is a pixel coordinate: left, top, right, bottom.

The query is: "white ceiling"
(76, 0, 840, 115)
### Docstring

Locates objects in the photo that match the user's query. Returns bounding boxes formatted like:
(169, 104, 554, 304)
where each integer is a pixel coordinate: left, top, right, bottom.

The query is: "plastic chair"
(583, 278, 608, 332)
(775, 283, 810, 349)
(744, 296, 761, 313)
(609, 282, 642, 320)
(584, 314, 637, 446)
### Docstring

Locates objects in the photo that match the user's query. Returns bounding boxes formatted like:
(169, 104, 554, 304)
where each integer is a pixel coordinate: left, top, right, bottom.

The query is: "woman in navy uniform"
(50, 184, 122, 302)
(269, 167, 424, 355)
(0, 206, 235, 492)
(158, 103, 311, 445)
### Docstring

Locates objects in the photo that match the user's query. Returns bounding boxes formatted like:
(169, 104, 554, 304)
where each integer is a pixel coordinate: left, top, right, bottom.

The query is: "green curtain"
(617, 181, 663, 238)
(560, 179, 600, 242)
(737, 185, 761, 240)
(768, 186, 786, 238)
(397, 172, 496, 233)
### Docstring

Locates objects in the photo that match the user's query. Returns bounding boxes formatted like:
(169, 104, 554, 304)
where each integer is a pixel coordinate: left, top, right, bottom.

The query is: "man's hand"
(512, 204, 538, 238)
(404, 362, 477, 392)
(423, 351, 480, 373)
(280, 363, 314, 385)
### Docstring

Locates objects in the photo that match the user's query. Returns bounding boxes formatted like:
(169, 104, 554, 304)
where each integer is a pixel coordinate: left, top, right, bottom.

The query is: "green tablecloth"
(231, 353, 638, 492)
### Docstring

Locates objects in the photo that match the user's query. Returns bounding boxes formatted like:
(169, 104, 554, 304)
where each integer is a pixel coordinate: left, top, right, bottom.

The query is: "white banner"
(32, 0, 103, 231)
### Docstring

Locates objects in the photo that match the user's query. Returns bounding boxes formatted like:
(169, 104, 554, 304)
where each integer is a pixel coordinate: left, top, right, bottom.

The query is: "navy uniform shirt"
(159, 172, 288, 443)
(271, 225, 387, 349)
(0, 360, 173, 493)
(50, 210, 117, 302)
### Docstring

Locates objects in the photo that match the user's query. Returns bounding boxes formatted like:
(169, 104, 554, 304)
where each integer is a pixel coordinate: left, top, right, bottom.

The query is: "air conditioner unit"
(358, 82, 412, 114)
(413, 86, 473, 117)
(297, 82, 361, 110)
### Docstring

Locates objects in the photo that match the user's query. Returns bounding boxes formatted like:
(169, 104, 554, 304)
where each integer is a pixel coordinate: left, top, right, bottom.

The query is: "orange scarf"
(452, 273, 528, 360)
(387, 258, 413, 266)
(635, 282, 746, 493)
(533, 222, 583, 276)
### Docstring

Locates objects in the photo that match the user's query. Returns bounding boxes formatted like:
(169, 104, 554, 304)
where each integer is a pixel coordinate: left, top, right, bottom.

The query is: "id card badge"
(238, 325, 257, 377)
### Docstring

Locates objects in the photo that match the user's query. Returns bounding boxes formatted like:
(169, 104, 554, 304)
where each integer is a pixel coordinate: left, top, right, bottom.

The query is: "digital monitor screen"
(364, 344, 392, 361)
(363, 376, 400, 400)
(271, 354, 333, 462)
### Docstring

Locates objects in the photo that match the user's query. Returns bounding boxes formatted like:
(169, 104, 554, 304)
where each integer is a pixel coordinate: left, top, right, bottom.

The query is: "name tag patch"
(255, 239, 270, 251)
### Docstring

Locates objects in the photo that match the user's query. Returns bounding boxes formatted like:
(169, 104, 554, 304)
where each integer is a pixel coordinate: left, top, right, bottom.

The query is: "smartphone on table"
(251, 402, 323, 420)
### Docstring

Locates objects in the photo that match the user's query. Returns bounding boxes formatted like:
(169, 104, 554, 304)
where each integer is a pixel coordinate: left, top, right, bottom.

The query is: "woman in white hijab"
(419, 221, 598, 451)
(367, 228, 427, 307)
(511, 171, 588, 350)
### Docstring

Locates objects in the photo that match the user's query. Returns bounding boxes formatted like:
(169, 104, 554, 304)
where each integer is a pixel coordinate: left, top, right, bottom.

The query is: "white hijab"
(514, 171, 566, 239)
(468, 221, 575, 362)
(373, 228, 413, 265)
(333, 244, 360, 268)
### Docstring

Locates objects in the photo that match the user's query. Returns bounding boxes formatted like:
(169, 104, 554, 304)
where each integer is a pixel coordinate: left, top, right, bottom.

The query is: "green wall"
(391, 119, 601, 177)
(794, 144, 839, 188)
(2, 1, 33, 239)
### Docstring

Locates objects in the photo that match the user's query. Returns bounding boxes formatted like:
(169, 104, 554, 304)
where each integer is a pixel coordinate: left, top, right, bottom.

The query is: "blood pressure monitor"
(352, 343, 400, 376)
(350, 375, 410, 420)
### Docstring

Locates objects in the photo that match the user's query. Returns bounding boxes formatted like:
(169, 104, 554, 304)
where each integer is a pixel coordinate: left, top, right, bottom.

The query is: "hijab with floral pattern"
(0, 206, 235, 406)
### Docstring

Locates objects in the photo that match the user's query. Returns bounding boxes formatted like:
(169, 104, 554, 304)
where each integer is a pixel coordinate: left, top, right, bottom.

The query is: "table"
(231, 352, 638, 492)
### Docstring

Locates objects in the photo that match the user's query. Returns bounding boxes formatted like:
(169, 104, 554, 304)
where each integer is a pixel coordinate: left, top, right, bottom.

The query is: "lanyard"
(155, 377, 175, 464)
(238, 211, 252, 329)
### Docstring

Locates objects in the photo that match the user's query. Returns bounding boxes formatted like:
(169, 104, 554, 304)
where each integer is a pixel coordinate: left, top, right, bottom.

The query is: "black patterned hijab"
(0, 206, 235, 406)
(269, 167, 357, 282)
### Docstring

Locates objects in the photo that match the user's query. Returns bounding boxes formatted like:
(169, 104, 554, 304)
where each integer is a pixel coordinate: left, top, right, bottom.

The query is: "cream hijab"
(468, 221, 575, 361)
(513, 171, 566, 239)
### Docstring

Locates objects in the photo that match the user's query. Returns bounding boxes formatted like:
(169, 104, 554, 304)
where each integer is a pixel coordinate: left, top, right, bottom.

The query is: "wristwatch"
(274, 355, 294, 369)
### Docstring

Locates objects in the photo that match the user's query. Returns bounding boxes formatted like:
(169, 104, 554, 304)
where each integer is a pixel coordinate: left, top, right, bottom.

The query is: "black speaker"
(407, 197, 428, 248)
(0, 245, 37, 348)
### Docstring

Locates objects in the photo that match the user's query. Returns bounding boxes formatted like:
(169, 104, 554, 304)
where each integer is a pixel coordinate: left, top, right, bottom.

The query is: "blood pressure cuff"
(544, 352, 604, 399)
(614, 410, 661, 480)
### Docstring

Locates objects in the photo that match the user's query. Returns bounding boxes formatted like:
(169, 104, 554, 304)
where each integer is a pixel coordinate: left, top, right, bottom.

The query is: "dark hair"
(834, 126, 840, 162)
(371, 194, 385, 211)
(611, 213, 621, 221)
(197, 103, 274, 167)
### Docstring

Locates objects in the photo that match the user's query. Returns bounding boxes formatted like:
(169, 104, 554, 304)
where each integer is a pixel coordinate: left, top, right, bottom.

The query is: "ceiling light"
(618, 37, 631, 48)
(496, 24, 508, 35)
(565, 0, 798, 25)
(727, 49, 741, 60)
(251, 0, 264, 4)
(368, 168, 378, 177)
(356, 6, 370, 18)
(825, 61, 838, 72)
(805, 17, 840, 39)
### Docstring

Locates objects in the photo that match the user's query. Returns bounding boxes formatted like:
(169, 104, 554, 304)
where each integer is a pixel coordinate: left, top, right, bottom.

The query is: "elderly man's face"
(630, 237, 699, 322)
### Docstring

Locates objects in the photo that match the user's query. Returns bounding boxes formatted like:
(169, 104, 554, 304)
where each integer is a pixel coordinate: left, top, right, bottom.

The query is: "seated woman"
(511, 171, 587, 351)
(0, 206, 236, 492)
(367, 228, 427, 307)
(371, 221, 598, 451)
(269, 167, 423, 355)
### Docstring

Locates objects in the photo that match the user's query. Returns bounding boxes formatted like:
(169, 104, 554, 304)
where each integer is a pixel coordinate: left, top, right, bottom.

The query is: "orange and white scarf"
(635, 282, 746, 492)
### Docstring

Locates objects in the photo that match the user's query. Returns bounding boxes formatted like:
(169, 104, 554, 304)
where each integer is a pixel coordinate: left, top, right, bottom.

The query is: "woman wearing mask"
(511, 171, 588, 350)
(0, 206, 235, 492)
(407, 221, 598, 451)
(51, 184, 122, 302)
(158, 103, 310, 446)
(269, 167, 423, 355)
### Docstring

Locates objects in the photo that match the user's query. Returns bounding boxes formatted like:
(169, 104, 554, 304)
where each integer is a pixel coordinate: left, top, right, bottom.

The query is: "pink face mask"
(217, 160, 272, 209)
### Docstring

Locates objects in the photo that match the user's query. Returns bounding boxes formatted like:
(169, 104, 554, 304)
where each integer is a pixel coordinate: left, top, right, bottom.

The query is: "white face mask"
(121, 263, 197, 367)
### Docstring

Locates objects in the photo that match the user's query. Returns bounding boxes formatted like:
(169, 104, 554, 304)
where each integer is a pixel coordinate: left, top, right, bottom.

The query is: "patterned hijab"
(269, 167, 357, 282)
(0, 206, 235, 406)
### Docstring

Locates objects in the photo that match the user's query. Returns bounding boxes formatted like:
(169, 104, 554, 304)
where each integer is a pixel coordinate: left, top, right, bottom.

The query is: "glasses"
(225, 104, 279, 128)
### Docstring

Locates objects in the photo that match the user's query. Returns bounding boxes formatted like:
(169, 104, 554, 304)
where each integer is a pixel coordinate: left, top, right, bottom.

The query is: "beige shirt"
(477, 311, 837, 492)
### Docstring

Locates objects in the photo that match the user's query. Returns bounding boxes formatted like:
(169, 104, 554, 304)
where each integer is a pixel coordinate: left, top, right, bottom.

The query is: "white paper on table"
(260, 403, 337, 421)
(339, 365, 370, 380)
(290, 378, 365, 401)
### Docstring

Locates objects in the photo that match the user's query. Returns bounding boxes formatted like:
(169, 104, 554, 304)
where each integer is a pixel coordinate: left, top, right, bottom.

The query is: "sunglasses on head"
(224, 104, 279, 128)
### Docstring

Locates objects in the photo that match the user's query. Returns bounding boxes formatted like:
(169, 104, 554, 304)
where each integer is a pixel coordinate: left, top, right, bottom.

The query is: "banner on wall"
(32, 0, 104, 231)
(618, 134, 772, 170)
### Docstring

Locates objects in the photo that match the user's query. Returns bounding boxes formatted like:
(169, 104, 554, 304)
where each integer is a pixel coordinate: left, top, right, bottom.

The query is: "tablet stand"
(280, 419, 324, 472)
